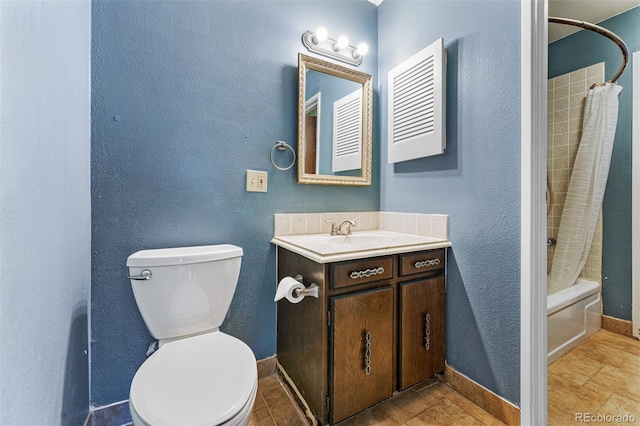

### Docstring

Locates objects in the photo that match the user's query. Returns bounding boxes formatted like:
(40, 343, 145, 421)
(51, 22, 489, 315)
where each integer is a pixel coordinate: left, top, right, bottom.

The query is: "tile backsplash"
(274, 211, 448, 240)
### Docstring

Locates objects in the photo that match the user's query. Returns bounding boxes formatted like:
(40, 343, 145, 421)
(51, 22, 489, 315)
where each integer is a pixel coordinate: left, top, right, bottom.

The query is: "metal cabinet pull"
(128, 269, 152, 280)
(350, 267, 385, 280)
(414, 258, 440, 268)
(364, 330, 372, 375)
(424, 313, 431, 350)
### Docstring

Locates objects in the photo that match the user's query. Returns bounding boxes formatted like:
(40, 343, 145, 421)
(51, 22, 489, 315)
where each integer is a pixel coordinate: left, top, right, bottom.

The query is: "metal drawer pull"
(424, 313, 431, 350)
(350, 267, 385, 280)
(414, 258, 441, 268)
(128, 269, 152, 280)
(364, 330, 372, 375)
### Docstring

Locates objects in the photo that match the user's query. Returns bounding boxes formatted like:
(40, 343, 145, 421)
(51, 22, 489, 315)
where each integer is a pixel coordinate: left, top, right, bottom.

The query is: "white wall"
(0, 1, 91, 424)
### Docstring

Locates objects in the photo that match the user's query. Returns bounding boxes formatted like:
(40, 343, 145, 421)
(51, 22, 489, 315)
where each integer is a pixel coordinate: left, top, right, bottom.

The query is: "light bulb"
(335, 35, 349, 51)
(356, 43, 369, 56)
(314, 27, 328, 43)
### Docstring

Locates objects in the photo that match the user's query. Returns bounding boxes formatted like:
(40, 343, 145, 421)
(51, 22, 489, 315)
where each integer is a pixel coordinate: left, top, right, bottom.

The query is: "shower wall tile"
(555, 73, 569, 87)
(547, 63, 604, 281)
(569, 80, 586, 97)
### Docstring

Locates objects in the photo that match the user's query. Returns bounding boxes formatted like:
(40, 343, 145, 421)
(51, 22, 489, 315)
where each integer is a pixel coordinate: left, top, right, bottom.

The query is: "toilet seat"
(130, 331, 257, 425)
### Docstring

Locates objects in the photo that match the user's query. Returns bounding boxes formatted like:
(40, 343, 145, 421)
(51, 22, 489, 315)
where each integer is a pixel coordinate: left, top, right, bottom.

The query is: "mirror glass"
(297, 54, 373, 186)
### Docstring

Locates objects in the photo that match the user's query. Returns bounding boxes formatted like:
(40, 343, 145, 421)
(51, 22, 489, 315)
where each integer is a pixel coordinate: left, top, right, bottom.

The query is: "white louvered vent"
(332, 88, 362, 172)
(388, 38, 446, 163)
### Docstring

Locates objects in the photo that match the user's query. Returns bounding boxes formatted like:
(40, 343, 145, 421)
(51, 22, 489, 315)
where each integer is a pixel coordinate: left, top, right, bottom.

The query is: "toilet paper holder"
(292, 274, 320, 299)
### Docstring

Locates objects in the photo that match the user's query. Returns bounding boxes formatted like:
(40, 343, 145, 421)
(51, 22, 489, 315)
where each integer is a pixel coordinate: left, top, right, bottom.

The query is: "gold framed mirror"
(297, 53, 373, 186)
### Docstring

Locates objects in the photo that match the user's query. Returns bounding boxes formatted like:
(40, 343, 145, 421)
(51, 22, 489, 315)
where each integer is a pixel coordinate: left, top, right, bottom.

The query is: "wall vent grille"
(333, 88, 362, 172)
(388, 38, 446, 163)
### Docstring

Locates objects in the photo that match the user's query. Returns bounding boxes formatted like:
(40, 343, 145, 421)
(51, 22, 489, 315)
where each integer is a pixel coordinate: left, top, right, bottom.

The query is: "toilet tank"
(127, 244, 243, 340)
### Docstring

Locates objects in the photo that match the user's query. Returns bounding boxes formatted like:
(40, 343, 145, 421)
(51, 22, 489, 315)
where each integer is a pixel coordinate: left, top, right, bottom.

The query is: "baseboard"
(601, 315, 634, 338)
(87, 400, 131, 426)
(257, 355, 277, 379)
(444, 365, 520, 426)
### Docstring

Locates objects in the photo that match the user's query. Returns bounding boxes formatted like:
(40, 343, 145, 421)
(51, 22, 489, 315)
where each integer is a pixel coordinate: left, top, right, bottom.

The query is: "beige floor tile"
(253, 392, 267, 410)
(586, 344, 640, 375)
(248, 406, 276, 426)
(590, 330, 640, 354)
(261, 385, 307, 426)
(253, 373, 509, 426)
(587, 365, 640, 404)
(581, 380, 614, 400)
(599, 393, 640, 418)
(257, 376, 281, 394)
(548, 373, 609, 413)
(434, 384, 504, 425)
(448, 395, 504, 425)
(405, 399, 484, 426)
(416, 383, 447, 406)
(548, 351, 605, 385)
(368, 400, 403, 425)
(384, 390, 440, 423)
(548, 403, 578, 425)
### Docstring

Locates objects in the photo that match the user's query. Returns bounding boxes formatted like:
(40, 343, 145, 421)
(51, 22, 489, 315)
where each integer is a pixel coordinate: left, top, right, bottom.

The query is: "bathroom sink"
(326, 232, 394, 245)
(272, 230, 449, 262)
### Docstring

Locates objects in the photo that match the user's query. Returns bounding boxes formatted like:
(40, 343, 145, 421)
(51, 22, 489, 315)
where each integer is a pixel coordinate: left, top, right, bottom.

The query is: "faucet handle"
(324, 220, 338, 236)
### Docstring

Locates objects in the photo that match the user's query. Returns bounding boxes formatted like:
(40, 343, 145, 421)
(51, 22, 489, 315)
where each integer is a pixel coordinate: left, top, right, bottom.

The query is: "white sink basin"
(322, 232, 394, 245)
(272, 230, 448, 262)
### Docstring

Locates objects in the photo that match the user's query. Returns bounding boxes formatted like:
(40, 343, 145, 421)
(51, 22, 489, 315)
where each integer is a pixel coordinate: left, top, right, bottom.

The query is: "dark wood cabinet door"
(398, 277, 445, 390)
(330, 286, 394, 423)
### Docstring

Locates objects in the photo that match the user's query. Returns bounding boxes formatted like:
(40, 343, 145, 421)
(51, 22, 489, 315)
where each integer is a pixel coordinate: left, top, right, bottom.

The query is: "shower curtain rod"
(549, 16, 629, 85)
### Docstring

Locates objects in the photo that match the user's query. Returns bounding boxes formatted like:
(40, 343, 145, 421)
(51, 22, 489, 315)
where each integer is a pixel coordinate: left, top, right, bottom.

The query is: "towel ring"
(270, 141, 296, 171)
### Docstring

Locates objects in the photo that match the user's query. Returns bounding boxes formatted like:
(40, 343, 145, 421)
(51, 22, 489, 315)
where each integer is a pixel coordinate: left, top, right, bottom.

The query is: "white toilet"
(126, 244, 257, 426)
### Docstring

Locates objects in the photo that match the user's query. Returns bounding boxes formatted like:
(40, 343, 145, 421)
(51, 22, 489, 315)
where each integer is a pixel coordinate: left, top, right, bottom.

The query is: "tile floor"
(548, 329, 640, 425)
(251, 329, 640, 425)
(249, 375, 505, 426)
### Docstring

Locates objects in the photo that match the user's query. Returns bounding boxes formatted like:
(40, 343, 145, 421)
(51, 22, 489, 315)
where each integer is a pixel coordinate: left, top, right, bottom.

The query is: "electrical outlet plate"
(246, 170, 268, 192)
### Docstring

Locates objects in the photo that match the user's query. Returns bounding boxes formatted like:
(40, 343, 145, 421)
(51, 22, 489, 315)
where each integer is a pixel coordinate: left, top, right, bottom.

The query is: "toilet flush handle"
(128, 269, 152, 280)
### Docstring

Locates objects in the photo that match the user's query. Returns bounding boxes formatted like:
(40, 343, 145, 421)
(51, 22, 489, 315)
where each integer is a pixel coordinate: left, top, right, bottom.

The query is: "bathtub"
(547, 278, 602, 364)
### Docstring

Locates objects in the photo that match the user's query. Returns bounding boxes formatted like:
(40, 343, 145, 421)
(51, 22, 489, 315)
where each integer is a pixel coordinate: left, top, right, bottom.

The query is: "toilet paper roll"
(274, 276, 305, 304)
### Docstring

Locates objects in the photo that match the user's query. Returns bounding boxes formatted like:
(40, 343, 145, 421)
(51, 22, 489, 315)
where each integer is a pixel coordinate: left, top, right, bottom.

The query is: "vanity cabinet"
(276, 247, 446, 425)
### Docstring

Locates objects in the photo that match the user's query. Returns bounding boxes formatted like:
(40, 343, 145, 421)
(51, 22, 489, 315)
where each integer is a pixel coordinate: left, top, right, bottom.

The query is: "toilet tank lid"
(127, 244, 243, 267)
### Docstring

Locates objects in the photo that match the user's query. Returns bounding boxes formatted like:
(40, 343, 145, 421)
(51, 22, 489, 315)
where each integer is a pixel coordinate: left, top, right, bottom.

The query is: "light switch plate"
(246, 170, 268, 192)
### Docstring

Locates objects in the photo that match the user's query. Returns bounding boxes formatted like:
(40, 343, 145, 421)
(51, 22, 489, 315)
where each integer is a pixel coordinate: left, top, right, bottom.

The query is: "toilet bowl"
(129, 331, 257, 425)
(126, 245, 257, 425)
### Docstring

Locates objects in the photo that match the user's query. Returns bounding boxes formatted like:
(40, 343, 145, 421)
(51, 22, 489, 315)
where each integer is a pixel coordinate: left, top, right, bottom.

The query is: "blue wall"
(91, 0, 379, 406)
(0, 1, 91, 424)
(549, 7, 640, 321)
(378, 0, 521, 404)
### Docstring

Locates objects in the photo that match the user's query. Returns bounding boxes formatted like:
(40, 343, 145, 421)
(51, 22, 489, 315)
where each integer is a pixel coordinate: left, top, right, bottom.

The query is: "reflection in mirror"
(298, 54, 373, 186)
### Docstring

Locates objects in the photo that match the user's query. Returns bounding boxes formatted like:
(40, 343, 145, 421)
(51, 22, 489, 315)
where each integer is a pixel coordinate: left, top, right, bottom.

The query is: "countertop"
(271, 230, 451, 263)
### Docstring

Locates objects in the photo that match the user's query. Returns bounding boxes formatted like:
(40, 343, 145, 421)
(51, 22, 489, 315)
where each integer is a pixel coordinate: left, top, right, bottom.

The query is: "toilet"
(126, 244, 257, 426)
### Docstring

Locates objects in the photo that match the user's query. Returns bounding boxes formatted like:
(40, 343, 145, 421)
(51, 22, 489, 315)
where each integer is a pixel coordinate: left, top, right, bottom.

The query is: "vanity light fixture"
(302, 28, 367, 66)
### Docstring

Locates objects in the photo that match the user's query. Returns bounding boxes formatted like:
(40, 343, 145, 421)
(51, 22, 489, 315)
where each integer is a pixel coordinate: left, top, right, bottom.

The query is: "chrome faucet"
(325, 219, 357, 235)
(338, 219, 357, 235)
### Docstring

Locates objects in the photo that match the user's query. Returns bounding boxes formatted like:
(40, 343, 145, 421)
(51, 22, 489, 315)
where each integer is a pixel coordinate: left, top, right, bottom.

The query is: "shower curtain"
(548, 83, 622, 295)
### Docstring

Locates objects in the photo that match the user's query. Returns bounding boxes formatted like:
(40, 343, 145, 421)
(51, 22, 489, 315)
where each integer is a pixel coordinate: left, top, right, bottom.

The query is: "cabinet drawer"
(400, 249, 445, 276)
(331, 257, 393, 289)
